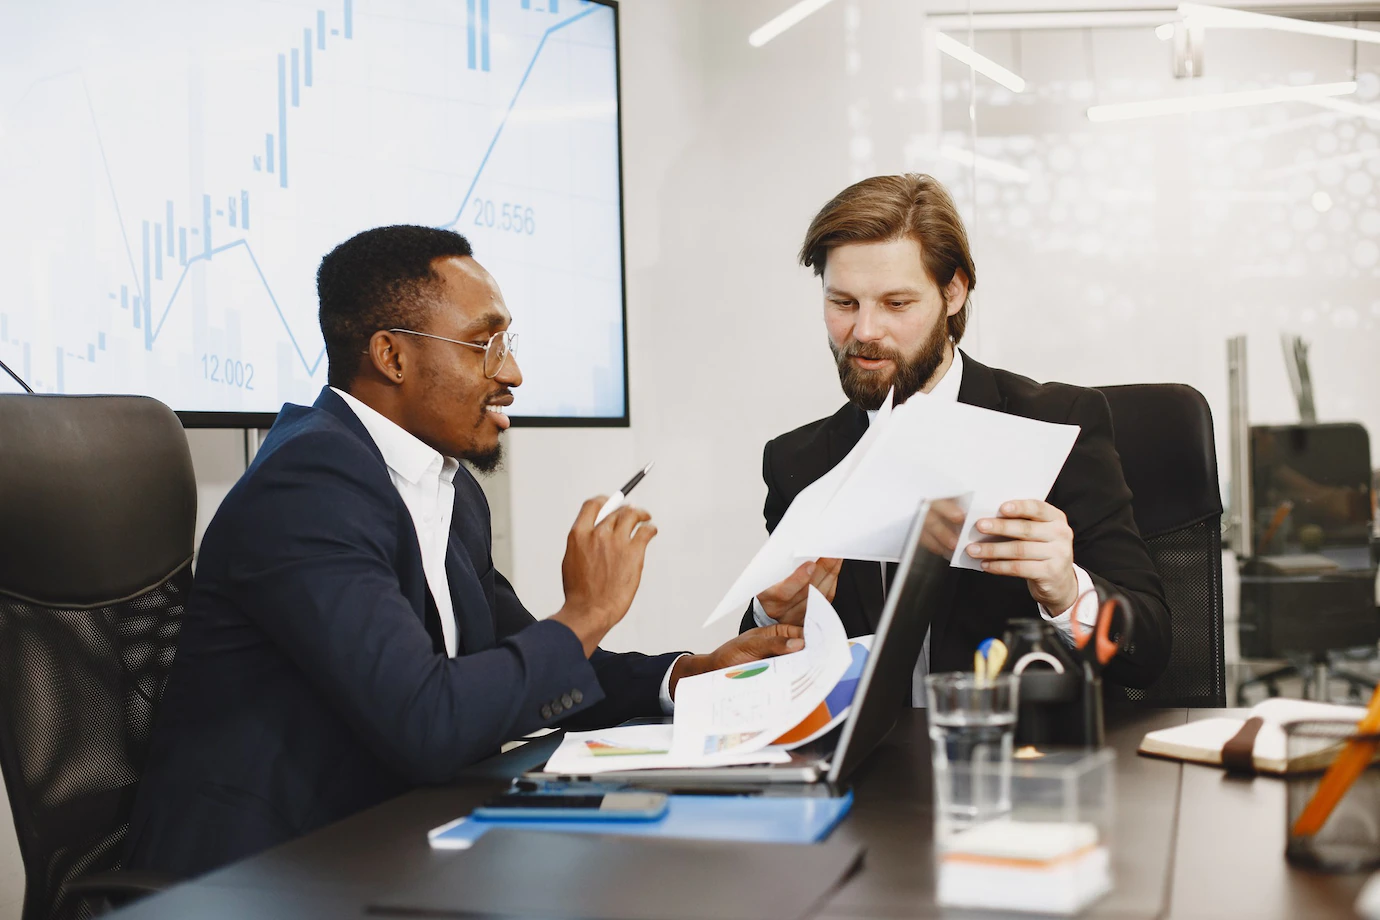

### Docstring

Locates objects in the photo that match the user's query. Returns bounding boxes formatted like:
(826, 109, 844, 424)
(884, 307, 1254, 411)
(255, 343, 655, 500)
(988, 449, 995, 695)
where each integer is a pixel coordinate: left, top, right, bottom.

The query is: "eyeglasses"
(388, 328, 518, 379)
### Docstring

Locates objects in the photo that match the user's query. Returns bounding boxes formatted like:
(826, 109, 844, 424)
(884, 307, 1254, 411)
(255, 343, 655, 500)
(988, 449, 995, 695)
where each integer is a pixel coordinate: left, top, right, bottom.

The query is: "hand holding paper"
(966, 499, 1079, 614)
(543, 587, 857, 776)
(798, 393, 1079, 570)
(668, 623, 806, 698)
(703, 389, 895, 626)
(705, 387, 1079, 630)
(755, 557, 844, 628)
(674, 586, 853, 758)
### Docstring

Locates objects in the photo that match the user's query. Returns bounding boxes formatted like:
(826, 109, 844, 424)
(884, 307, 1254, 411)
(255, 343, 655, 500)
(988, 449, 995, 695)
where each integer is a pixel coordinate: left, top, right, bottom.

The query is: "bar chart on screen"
(0, 0, 626, 419)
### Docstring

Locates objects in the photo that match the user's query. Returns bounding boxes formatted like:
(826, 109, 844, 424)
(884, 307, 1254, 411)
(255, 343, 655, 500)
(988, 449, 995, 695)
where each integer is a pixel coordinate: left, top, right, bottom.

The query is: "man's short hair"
(317, 225, 474, 389)
(800, 174, 977, 345)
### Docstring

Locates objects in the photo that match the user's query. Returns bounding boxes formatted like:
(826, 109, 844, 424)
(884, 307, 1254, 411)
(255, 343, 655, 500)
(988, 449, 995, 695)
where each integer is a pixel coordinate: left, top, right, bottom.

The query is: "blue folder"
(429, 791, 853, 849)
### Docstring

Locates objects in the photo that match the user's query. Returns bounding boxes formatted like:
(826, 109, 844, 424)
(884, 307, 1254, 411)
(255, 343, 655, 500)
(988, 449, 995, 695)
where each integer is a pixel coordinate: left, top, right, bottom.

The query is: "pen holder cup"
(1016, 670, 1104, 750)
(1001, 619, 1104, 750)
(1284, 720, 1380, 873)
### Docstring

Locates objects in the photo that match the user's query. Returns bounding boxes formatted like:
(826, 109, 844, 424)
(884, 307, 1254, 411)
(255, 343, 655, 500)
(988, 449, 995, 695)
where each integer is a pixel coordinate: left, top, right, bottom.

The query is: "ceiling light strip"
(748, 0, 840, 48)
(1307, 96, 1380, 122)
(933, 33, 1027, 93)
(1087, 81, 1357, 122)
(1179, 3, 1380, 45)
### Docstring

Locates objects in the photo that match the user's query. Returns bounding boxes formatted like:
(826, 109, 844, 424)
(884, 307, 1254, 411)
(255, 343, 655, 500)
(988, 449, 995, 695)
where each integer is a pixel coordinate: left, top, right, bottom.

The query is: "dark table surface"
(107, 708, 1370, 919)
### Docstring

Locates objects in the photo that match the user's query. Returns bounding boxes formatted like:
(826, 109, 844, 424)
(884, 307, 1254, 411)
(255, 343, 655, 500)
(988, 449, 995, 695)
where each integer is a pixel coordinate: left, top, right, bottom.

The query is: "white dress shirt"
(752, 350, 1098, 706)
(334, 388, 680, 713)
(333, 388, 462, 657)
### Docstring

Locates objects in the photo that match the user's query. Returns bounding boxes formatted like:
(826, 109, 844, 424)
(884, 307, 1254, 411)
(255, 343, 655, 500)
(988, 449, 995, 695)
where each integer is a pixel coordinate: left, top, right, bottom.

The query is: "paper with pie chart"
(541, 587, 854, 775)
(670, 585, 854, 758)
(771, 635, 874, 750)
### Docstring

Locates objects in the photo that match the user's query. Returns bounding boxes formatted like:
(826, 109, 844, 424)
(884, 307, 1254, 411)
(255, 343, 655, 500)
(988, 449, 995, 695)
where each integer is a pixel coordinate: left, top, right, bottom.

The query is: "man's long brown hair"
(800, 174, 976, 344)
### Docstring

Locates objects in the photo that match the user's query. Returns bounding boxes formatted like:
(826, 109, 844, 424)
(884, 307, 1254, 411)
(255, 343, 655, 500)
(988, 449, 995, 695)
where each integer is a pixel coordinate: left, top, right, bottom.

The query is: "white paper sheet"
(672, 586, 853, 758)
(542, 724, 790, 776)
(702, 391, 895, 627)
(798, 392, 1080, 571)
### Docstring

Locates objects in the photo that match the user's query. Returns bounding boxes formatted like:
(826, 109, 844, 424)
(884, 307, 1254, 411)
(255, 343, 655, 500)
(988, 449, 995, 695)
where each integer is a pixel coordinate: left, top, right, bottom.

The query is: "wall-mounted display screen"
(0, 0, 627, 425)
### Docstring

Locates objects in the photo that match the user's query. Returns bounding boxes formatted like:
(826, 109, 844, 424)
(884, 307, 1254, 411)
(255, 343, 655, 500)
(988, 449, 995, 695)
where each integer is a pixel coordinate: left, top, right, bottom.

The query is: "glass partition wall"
(919, 7, 1380, 703)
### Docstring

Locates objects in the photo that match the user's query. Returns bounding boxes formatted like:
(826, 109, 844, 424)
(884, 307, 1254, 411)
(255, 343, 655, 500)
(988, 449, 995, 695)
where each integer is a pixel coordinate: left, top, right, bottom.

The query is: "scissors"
(1068, 588, 1132, 674)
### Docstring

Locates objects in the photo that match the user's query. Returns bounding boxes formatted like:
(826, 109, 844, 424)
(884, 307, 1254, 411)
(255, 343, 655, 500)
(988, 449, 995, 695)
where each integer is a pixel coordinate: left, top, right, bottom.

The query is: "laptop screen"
(826, 495, 968, 785)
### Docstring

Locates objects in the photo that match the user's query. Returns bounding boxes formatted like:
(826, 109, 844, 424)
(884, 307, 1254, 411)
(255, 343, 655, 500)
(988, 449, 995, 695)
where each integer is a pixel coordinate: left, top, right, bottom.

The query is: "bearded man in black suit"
(740, 175, 1169, 699)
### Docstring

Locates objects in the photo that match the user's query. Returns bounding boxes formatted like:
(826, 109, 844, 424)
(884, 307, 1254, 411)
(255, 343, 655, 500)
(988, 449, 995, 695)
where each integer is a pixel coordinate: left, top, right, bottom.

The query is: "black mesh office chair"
(0, 395, 194, 920)
(1095, 384, 1226, 708)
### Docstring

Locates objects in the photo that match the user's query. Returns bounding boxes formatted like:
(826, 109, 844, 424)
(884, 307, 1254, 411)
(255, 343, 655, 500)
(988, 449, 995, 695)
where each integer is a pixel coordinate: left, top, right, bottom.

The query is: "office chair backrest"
(0, 395, 195, 920)
(1095, 384, 1226, 708)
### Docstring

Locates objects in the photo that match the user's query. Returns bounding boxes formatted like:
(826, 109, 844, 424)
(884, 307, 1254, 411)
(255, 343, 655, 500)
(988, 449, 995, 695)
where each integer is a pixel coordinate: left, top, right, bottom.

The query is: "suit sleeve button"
(551, 702, 564, 715)
(571, 689, 584, 704)
(561, 693, 574, 708)
(540, 705, 552, 720)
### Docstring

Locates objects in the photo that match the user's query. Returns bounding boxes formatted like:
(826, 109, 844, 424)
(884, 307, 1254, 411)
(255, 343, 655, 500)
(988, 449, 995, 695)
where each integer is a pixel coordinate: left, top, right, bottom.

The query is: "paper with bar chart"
(0, 0, 626, 418)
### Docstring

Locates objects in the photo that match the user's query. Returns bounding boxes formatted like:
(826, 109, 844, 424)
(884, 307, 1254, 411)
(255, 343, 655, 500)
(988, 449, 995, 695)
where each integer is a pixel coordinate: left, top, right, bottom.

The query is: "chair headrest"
(0, 395, 196, 607)
(1095, 384, 1223, 539)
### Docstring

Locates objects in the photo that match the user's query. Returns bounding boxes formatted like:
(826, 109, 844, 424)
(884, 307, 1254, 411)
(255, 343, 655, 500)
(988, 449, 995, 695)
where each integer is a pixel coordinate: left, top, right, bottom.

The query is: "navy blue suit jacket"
(125, 388, 679, 878)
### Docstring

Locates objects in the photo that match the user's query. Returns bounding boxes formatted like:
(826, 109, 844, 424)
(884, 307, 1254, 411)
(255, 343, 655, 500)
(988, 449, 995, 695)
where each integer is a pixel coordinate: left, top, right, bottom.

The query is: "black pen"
(593, 462, 655, 525)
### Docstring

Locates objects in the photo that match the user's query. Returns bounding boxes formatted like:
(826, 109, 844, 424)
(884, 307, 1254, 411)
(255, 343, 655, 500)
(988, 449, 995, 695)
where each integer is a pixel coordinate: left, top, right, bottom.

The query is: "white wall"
(503, 0, 921, 655)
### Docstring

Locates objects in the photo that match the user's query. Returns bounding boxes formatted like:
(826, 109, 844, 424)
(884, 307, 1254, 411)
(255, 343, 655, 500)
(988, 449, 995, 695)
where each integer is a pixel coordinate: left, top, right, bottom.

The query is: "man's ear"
(367, 330, 406, 383)
(944, 271, 969, 318)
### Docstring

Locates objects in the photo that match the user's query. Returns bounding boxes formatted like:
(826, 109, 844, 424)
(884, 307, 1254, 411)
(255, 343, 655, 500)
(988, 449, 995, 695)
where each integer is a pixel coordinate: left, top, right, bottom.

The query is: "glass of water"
(925, 672, 1020, 832)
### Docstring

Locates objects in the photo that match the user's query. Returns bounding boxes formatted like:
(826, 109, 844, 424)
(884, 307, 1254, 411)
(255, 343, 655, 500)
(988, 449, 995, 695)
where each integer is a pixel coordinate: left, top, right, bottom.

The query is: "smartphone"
(470, 791, 669, 822)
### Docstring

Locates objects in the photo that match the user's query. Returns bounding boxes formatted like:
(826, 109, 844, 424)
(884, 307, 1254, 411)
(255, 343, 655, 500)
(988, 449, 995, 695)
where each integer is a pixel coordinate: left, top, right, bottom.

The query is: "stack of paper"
(544, 587, 861, 775)
(705, 387, 1081, 626)
(937, 820, 1110, 916)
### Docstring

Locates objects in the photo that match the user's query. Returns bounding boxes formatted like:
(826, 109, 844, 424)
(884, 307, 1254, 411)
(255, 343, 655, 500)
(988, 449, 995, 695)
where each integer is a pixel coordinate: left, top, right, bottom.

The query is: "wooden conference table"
(107, 708, 1370, 919)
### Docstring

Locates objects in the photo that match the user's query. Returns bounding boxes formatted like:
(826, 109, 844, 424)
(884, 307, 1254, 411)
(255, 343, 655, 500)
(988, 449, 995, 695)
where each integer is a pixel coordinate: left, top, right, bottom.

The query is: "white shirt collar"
(330, 387, 458, 486)
(865, 348, 964, 424)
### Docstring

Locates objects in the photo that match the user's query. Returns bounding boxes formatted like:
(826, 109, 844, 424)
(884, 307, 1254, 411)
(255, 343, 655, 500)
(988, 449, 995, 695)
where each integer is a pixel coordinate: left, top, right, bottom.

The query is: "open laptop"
(529, 495, 966, 789)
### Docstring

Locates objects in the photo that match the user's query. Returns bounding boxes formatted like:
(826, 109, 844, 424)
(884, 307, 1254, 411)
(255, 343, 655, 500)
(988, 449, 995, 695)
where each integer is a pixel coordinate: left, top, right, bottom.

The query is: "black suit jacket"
(740, 353, 1170, 689)
(125, 388, 679, 878)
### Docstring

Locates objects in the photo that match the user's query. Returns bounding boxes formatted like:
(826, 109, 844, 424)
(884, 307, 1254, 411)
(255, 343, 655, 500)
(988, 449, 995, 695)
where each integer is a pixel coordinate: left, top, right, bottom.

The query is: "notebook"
(1138, 698, 1369, 775)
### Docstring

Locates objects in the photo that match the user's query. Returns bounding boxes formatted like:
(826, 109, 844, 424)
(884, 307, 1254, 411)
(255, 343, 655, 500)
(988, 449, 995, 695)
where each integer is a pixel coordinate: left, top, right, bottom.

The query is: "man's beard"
(830, 313, 950, 410)
(465, 440, 504, 475)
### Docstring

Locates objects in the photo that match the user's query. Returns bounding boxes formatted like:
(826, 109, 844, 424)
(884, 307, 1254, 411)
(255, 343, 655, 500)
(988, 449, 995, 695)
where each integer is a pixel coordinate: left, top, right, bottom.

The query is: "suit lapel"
(445, 542, 495, 655)
(316, 386, 498, 654)
(314, 386, 390, 469)
(825, 402, 870, 470)
(955, 350, 1005, 412)
(315, 388, 437, 642)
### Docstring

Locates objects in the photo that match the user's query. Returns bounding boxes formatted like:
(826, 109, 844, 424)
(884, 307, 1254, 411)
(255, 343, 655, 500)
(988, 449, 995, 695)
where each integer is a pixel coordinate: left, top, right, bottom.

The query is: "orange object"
(1259, 500, 1294, 550)
(1291, 682, 1380, 837)
(773, 702, 831, 746)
